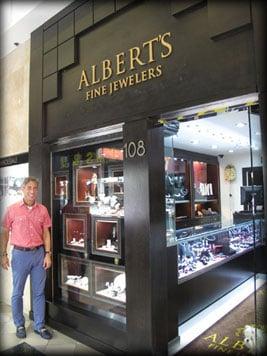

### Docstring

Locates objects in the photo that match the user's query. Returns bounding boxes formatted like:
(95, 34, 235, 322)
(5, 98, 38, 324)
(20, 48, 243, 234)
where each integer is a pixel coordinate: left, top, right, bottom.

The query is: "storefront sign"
(77, 32, 173, 101)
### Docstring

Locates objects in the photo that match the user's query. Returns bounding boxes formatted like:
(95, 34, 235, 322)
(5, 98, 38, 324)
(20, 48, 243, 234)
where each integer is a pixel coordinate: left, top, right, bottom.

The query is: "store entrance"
(163, 95, 266, 335)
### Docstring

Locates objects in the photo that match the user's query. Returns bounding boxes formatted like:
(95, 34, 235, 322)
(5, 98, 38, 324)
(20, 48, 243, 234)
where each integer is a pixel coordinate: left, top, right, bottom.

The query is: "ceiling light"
(235, 122, 247, 128)
(211, 145, 218, 149)
(255, 132, 261, 136)
(228, 149, 234, 153)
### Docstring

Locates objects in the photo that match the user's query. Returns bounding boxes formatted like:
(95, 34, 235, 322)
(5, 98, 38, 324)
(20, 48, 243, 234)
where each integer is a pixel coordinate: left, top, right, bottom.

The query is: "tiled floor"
(0, 303, 104, 355)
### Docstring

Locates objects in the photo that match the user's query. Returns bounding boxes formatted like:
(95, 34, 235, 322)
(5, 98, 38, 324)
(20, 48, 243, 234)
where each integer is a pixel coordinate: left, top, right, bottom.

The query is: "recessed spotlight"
(228, 149, 234, 153)
(211, 145, 218, 149)
(14, 42, 19, 47)
(255, 132, 261, 136)
(235, 122, 247, 128)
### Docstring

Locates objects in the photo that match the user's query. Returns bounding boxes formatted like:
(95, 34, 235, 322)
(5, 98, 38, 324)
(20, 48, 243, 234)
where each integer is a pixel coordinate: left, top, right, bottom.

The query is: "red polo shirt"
(2, 201, 51, 248)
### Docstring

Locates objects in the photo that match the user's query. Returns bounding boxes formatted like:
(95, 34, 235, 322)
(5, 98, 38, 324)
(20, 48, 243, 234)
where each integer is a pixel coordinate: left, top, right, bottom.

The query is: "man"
(1, 177, 53, 340)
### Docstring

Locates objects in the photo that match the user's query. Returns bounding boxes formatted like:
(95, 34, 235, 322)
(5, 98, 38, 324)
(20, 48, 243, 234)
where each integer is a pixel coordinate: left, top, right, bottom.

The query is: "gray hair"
(22, 177, 39, 187)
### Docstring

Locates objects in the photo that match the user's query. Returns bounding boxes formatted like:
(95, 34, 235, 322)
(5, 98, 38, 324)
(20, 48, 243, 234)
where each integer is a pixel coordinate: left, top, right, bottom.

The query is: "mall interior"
(0, 1, 266, 355)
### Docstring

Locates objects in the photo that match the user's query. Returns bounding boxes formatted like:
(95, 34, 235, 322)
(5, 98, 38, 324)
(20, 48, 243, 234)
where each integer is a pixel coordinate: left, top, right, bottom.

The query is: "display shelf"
(91, 215, 122, 258)
(92, 262, 126, 305)
(59, 254, 90, 296)
(62, 213, 88, 252)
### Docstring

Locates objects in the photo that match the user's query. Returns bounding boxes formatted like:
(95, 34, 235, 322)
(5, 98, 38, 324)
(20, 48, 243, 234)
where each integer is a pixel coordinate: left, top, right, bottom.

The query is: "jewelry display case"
(91, 216, 122, 258)
(73, 163, 102, 207)
(107, 164, 124, 196)
(53, 171, 69, 199)
(92, 262, 126, 305)
(59, 254, 90, 296)
(63, 213, 88, 252)
(177, 219, 263, 283)
(52, 139, 125, 317)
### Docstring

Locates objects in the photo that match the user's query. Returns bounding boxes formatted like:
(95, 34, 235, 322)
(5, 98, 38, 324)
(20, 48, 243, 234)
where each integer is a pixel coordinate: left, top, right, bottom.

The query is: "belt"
(13, 245, 44, 251)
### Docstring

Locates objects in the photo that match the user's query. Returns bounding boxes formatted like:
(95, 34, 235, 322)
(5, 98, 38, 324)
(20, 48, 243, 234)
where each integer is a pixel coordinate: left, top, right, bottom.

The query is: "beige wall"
(0, 40, 30, 157)
(0, 40, 31, 312)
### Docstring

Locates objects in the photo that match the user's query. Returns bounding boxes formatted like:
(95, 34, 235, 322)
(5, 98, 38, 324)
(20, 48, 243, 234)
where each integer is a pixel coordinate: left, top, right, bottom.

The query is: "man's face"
(22, 181, 38, 205)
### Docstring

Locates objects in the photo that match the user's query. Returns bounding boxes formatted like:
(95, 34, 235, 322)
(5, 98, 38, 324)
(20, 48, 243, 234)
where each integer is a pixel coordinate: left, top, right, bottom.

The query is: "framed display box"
(107, 164, 124, 196)
(59, 254, 90, 296)
(91, 215, 122, 258)
(73, 163, 101, 207)
(92, 262, 126, 305)
(54, 171, 69, 199)
(63, 213, 88, 252)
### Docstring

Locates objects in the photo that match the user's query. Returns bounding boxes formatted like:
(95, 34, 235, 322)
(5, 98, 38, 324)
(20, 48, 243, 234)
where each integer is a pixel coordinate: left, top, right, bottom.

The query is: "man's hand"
(1, 255, 10, 270)
(43, 254, 52, 270)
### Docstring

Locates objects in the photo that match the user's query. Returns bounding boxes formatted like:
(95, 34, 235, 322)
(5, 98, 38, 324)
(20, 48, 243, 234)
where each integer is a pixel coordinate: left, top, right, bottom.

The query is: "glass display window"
(59, 254, 90, 296)
(53, 171, 69, 199)
(73, 163, 102, 207)
(51, 132, 125, 317)
(163, 98, 265, 290)
(63, 213, 88, 252)
(107, 164, 124, 196)
(92, 262, 126, 305)
(91, 216, 122, 258)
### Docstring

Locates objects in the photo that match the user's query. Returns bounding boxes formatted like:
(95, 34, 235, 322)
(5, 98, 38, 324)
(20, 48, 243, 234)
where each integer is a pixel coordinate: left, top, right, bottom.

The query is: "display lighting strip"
(159, 93, 258, 125)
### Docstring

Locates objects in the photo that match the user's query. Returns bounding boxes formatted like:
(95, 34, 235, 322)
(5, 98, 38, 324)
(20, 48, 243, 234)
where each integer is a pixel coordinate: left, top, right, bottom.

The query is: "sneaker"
(16, 325, 26, 338)
(34, 327, 52, 340)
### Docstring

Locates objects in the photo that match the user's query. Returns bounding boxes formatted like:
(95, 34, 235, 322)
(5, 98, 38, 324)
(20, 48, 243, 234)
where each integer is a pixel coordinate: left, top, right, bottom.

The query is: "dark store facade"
(29, 1, 266, 354)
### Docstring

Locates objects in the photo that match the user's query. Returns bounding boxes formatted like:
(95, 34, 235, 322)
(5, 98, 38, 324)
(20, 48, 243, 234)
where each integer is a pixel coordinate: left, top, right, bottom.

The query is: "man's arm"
(1, 227, 10, 270)
(43, 227, 52, 270)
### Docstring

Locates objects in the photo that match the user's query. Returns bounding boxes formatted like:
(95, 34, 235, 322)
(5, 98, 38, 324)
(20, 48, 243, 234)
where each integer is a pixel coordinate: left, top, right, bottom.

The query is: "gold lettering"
(113, 80, 120, 92)
(161, 32, 172, 58)
(86, 90, 91, 100)
(91, 65, 100, 85)
(78, 70, 90, 90)
(128, 74, 135, 86)
(232, 340, 245, 350)
(141, 69, 148, 82)
(102, 85, 108, 95)
(143, 37, 159, 63)
(116, 52, 126, 75)
(219, 337, 229, 346)
(94, 87, 102, 97)
(148, 67, 156, 79)
(135, 72, 142, 84)
(217, 345, 227, 352)
(204, 334, 217, 343)
(129, 46, 145, 70)
(102, 60, 113, 81)
(118, 77, 129, 88)
(155, 64, 162, 77)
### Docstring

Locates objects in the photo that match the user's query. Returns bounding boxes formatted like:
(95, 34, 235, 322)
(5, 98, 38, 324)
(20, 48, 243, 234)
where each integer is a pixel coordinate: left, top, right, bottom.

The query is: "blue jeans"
(11, 247, 46, 331)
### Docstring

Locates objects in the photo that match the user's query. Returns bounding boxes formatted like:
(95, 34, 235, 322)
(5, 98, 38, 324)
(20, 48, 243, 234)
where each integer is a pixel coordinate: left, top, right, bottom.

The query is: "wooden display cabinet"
(59, 254, 90, 296)
(172, 149, 220, 229)
(92, 262, 126, 305)
(73, 163, 101, 207)
(91, 216, 122, 259)
(63, 213, 88, 252)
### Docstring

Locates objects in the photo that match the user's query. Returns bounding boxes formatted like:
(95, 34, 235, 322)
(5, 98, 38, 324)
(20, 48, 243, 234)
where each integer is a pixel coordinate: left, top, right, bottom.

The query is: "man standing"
(1, 177, 53, 340)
